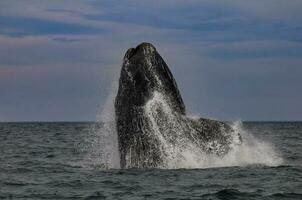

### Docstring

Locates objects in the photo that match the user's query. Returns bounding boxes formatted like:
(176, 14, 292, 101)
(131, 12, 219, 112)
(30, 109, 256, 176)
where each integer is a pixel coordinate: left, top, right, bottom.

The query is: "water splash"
(165, 121, 284, 169)
(84, 87, 283, 169)
(84, 81, 120, 169)
(142, 92, 283, 169)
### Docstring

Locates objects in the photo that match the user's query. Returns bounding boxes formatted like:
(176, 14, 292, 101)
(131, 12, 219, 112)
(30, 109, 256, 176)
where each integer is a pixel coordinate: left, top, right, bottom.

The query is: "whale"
(115, 42, 242, 168)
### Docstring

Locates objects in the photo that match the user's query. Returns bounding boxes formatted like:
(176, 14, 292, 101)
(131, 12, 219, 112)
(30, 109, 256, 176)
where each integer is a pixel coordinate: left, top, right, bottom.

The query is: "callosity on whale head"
(117, 42, 185, 114)
(115, 42, 242, 169)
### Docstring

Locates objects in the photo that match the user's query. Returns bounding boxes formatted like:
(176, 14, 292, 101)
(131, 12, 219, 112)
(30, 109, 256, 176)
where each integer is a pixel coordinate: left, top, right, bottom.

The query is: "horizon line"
(0, 120, 301, 123)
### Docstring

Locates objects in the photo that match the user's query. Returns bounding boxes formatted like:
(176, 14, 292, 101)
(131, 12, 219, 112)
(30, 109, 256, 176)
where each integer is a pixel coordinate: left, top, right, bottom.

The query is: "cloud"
(0, 16, 103, 36)
(0, 0, 301, 121)
(205, 40, 302, 59)
(224, 0, 302, 23)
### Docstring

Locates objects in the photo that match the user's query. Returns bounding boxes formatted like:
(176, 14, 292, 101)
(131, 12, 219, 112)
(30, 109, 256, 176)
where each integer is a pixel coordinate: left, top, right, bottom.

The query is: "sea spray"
(167, 121, 284, 169)
(83, 81, 120, 169)
(138, 91, 283, 169)
(84, 89, 283, 169)
(226, 121, 284, 167)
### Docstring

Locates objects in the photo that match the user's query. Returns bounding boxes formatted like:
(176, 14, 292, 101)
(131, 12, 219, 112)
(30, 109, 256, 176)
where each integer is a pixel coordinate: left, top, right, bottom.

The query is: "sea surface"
(0, 122, 301, 199)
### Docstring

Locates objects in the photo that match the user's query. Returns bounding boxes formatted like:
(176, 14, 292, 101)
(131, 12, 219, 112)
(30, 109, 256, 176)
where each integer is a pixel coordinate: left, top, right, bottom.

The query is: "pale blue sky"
(0, 0, 302, 121)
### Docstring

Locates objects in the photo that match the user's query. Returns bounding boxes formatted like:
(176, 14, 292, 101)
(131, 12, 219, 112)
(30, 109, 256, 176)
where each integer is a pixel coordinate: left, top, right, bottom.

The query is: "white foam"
(142, 92, 283, 169)
(84, 86, 283, 169)
(83, 81, 120, 169)
(165, 121, 284, 169)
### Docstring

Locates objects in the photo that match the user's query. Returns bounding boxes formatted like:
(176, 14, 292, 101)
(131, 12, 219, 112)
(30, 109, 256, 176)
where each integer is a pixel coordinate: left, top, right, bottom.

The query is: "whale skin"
(115, 42, 241, 168)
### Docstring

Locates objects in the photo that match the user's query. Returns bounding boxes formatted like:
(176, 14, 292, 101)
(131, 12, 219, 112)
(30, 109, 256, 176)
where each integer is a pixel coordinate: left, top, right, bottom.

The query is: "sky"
(0, 0, 302, 122)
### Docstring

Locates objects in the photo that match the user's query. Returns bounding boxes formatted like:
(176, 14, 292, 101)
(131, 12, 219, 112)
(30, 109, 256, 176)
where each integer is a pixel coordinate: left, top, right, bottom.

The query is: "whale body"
(115, 42, 241, 168)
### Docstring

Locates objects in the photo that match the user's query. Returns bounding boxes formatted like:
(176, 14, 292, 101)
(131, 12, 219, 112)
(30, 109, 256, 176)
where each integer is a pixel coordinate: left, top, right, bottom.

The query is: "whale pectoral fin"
(186, 117, 238, 155)
(190, 117, 230, 135)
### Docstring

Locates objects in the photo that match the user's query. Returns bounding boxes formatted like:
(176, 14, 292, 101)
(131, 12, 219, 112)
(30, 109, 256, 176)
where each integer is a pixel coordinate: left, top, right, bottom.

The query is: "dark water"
(0, 122, 301, 199)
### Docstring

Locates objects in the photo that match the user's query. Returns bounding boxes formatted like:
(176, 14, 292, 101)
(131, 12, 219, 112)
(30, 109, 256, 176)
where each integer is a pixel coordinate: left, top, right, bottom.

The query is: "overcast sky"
(0, 0, 302, 121)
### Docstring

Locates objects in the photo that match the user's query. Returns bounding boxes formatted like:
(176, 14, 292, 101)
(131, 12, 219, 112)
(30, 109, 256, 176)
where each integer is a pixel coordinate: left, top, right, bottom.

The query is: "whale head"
(116, 42, 185, 114)
(115, 42, 186, 167)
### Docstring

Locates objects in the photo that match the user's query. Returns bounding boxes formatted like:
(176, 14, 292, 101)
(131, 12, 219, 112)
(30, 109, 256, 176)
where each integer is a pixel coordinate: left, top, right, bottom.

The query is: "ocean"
(0, 122, 301, 199)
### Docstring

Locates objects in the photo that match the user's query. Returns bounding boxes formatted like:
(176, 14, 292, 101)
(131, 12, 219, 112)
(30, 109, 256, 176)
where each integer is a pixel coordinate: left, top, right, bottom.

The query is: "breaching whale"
(115, 42, 241, 168)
